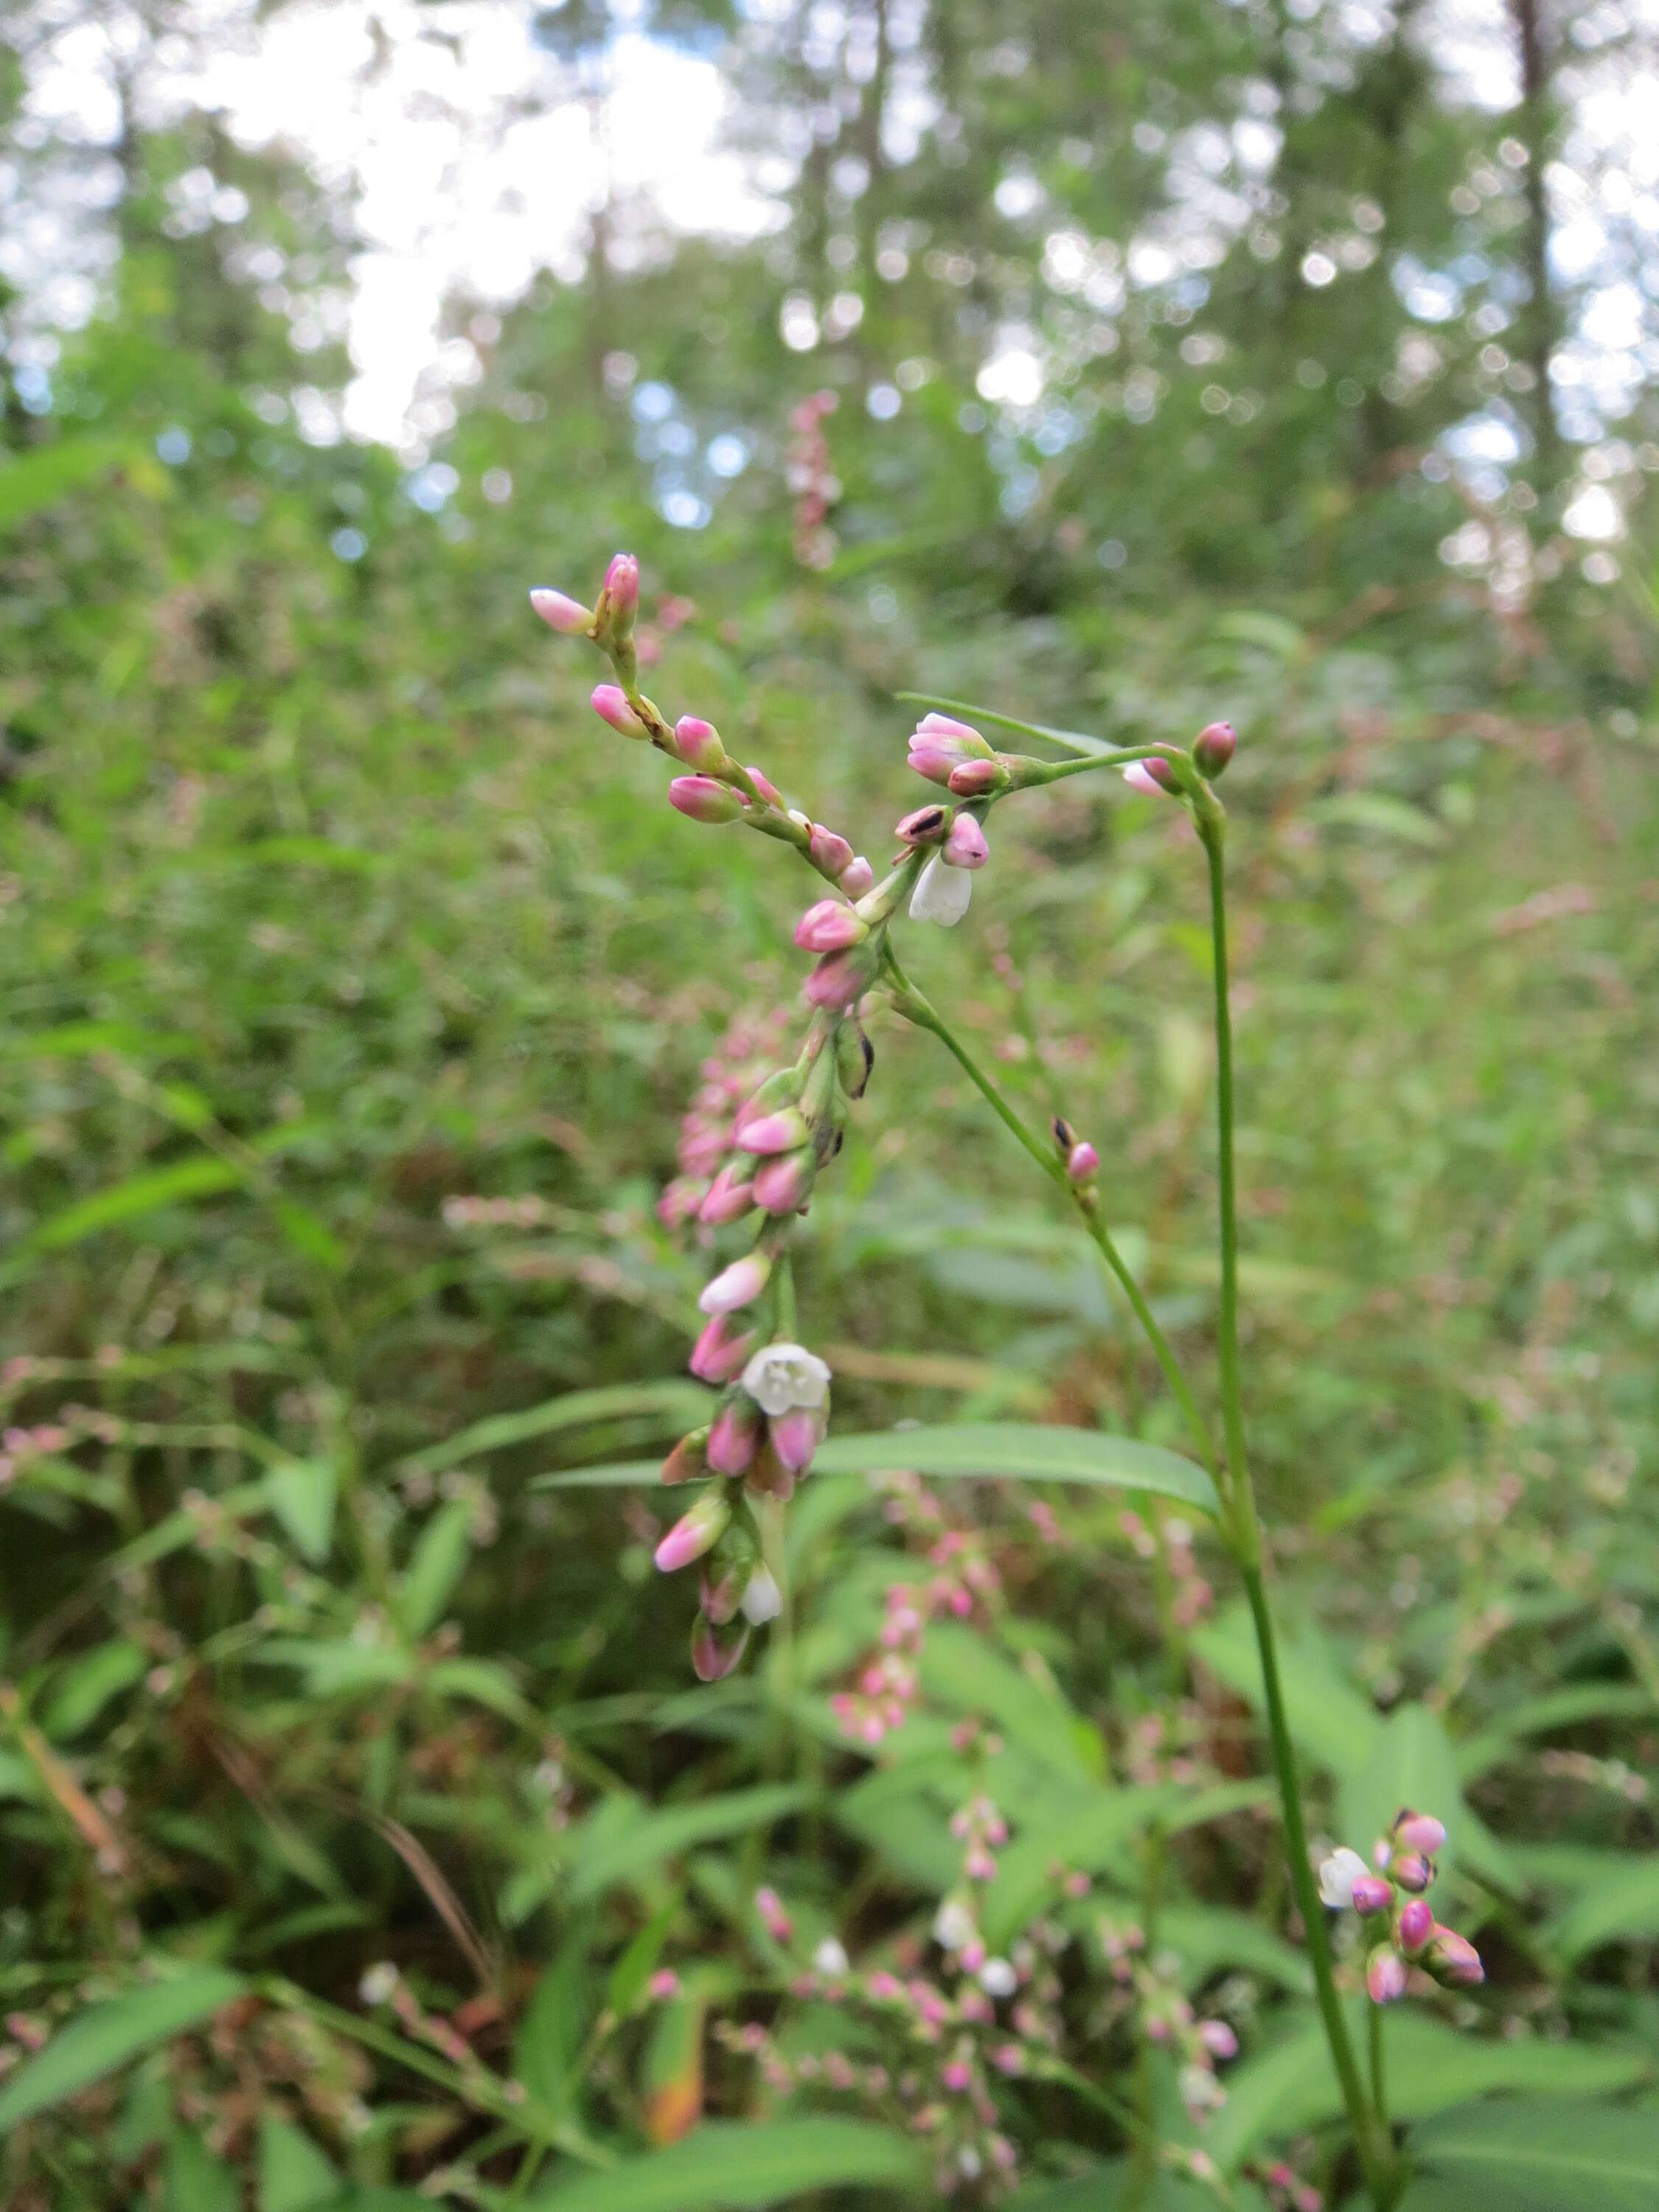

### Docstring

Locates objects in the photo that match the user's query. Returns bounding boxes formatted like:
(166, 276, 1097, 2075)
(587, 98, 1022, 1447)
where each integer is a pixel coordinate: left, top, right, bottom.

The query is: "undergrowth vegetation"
(1, 2, 1658, 2202)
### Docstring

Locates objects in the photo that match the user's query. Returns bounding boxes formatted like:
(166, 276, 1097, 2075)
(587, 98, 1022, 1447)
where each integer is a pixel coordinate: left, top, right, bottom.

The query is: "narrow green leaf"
(1205, 2011, 1649, 2169)
(1455, 1685, 1657, 1781)
(545, 1425, 1218, 1517)
(895, 689, 1117, 759)
(24, 1158, 245, 1253)
(917, 1624, 1103, 1784)
(1310, 792, 1448, 846)
(1547, 1856, 1659, 1962)
(38, 1639, 147, 1741)
(607, 1895, 682, 2020)
(258, 2115, 343, 2212)
(395, 1499, 474, 1638)
(164, 2129, 240, 2212)
(568, 1786, 812, 1906)
(1192, 1603, 1380, 1775)
(1403, 2098, 1659, 2212)
(0, 1968, 246, 2134)
(529, 2117, 928, 2208)
(265, 1458, 338, 1565)
(515, 1929, 594, 2117)
(402, 1382, 714, 1484)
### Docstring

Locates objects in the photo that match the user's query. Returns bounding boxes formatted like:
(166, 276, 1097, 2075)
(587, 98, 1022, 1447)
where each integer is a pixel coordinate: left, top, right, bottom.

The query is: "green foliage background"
(0, 1, 1655, 2205)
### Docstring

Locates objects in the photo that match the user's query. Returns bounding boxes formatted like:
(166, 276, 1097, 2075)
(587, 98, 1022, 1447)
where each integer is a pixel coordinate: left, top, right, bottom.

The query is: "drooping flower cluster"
(1317, 1807, 1484, 2002)
(785, 389, 841, 570)
(530, 554, 1241, 1683)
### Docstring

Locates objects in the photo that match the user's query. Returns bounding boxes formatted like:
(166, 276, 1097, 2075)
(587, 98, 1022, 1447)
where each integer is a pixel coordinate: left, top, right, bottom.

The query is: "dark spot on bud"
(858, 1030, 874, 1089)
(1052, 1116, 1074, 1150)
(829, 1128, 844, 1158)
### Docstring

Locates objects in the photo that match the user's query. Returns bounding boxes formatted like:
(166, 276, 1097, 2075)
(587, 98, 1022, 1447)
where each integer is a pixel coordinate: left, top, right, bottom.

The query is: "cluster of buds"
(442, 1193, 550, 1231)
(1121, 1700, 1214, 1790)
(1317, 1808, 1484, 2002)
(1, 1405, 120, 1487)
(656, 1333, 831, 1678)
(1121, 719, 1236, 799)
(1093, 1916, 1239, 2127)
(1118, 1509, 1213, 1633)
(900, 716, 1003, 928)
(831, 1481, 1002, 1743)
(726, 1805, 1069, 2199)
(786, 389, 841, 570)
(1253, 2158, 1325, 2212)
(657, 1007, 793, 1231)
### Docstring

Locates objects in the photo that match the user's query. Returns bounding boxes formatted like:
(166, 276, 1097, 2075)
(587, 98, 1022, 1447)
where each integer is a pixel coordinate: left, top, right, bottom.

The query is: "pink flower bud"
(689, 1313, 755, 1383)
(673, 714, 726, 771)
(1366, 1948, 1407, 2004)
(1121, 757, 1176, 797)
(603, 551, 640, 619)
(691, 1610, 748, 1681)
(647, 1969, 681, 2000)
(1065, 1141, 1099, 1184)
(669, 775, 743, 824)
(808, 824, 855, 878)
(771, 1406, 825, 1474)
(591, 684, 647, 738)
(1351, 1875, 1394, 1916)
(1397, 1898, 1434, 1954)
(708, 1398, 762, 1475)
(804, 947, 874, 1011)
(1425, 1926, 1484, 1986)
(1198, 2020, 1238, 2059)
(660, 1429, 710, 1485)
(1393, 1811, 1447, 1856)
(1391, 1851, 1431, 1893)
(794, 899, 869, 953)
(906, 742, 959, 786)
(914, 712, 989, 753)
(753, 1150, 815, 1215)
(529, 587, 592, 634)
(654, 1487, 731, 1573)
(895, 804, 950, 846)
(838, 857, 874, 897)
(698, 1162, 757, 1228)
(944, 815, 988, 870)
(1194, 720, 1237, 777)
(745, 765, 784, 807)
(737, 1107, 810, 1156)
(947, 757, 1005, 797)
(698, 1251, 772, 1315)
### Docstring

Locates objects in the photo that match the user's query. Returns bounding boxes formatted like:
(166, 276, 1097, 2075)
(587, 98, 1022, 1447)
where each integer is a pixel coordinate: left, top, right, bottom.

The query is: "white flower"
(978, 1957, 1018, 1997)
(741, 1568, 782, 1624)
(741, 1341, 832, 1416)
(909, 852, 973, 926)
(1317, 1846, 1368, 1909)
(933, 1898, 975, 1952)
(813, 1937, 849, 1978)
(358, 1962, 399, 2006)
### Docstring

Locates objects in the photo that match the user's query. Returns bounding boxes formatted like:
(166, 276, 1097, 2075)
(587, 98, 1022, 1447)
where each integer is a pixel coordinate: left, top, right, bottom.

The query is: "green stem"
(1197, 810, 1253, 1553)
(1243, 1567, 1394, 2202)
(880, 943, 1215, 1476)
(1201, 803, 1397, 2207)
(1369, 1999, 1388, 2134)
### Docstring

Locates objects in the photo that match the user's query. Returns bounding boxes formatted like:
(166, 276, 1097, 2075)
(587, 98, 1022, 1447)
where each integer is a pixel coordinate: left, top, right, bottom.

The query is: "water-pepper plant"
(529, 554, 1505, 2208)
